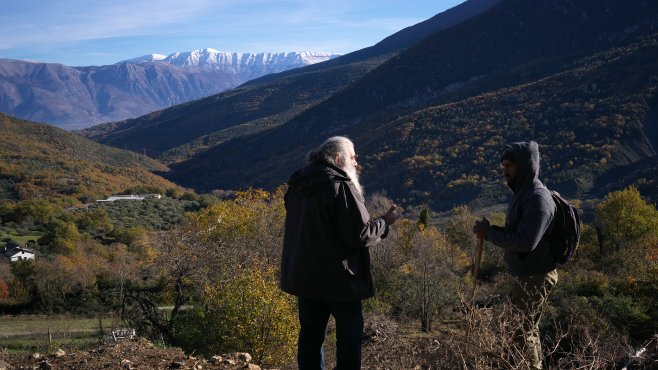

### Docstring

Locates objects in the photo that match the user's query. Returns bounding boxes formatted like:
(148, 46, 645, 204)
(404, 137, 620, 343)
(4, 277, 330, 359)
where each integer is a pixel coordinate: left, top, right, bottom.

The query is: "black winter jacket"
(280, 162, 388, 301)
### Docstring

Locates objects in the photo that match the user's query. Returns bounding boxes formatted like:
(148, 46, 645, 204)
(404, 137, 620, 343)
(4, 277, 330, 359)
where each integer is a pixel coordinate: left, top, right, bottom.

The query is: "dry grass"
(355, 299, 635, 369)
(0, 314, 122, 354)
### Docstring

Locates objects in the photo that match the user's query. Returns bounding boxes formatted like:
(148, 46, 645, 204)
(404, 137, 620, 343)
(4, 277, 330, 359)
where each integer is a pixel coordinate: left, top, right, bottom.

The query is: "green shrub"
(175, 266, 298, 366)
(561, 270, 609, 297)
(588, 295, 653, 336)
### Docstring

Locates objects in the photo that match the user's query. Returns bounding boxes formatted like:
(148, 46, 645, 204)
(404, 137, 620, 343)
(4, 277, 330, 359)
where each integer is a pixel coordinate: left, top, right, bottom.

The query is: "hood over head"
(287, 162, 350, 197)
(501, 141, 540, 193)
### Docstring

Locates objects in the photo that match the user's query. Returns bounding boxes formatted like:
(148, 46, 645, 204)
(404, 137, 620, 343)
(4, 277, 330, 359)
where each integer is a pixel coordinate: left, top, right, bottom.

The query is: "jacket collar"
(288, 161, 350, 197)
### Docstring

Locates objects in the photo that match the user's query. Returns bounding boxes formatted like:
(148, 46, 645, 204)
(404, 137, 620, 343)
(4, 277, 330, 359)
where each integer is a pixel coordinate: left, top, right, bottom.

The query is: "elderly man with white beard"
(280, 136, 399, 370)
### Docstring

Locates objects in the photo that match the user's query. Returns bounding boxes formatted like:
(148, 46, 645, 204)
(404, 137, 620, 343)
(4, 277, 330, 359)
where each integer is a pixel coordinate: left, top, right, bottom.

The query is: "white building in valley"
(96, 194, 161, 203)
(2, 246, 35, 262)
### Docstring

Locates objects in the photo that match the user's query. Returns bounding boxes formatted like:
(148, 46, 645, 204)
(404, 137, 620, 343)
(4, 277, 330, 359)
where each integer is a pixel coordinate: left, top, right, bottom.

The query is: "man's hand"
(472, 217, 490, 239)
(383, 205, 400, 225)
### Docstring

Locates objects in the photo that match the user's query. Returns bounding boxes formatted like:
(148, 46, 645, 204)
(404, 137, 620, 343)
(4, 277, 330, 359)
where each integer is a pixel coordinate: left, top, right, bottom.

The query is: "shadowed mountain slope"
(81, 0, 501, 161)
(165, 0, 658, 209)
(247, 0, 502, 85)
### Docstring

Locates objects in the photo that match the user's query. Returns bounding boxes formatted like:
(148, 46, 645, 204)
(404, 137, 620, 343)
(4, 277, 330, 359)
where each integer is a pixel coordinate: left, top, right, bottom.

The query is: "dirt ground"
(2, 318, 654, 370)
(0, 337, 261, 370)
(0, 316, 436, 370)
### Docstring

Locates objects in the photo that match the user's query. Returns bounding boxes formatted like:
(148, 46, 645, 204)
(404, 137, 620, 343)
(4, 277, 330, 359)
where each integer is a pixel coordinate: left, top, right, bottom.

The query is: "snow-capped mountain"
(124, 48, 340, 80)
(0, 49, 339, 129)
(124, 53, 167, 63)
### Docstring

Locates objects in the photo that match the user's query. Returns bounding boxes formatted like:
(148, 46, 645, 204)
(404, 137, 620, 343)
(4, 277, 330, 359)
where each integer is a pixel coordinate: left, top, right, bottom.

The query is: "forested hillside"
(359, 35, 658, 207)
(0, 113, 177, 201)
(165, 0, 658, 210)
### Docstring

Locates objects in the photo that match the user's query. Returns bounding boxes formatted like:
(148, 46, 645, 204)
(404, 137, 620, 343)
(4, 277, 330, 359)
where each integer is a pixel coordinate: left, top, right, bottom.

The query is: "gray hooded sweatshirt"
(485, 141, 557, 276)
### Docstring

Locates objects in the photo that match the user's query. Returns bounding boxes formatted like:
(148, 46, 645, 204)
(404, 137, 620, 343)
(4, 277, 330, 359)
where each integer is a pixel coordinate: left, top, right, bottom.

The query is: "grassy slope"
(0, 113, 177, 201)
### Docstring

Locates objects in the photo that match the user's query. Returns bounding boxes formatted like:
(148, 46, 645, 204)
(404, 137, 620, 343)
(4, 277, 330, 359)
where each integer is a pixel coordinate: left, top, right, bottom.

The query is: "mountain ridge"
(246, 0, 502, 85)
(0, 50, 336, 129)
(122, 49, 340, 81)
(81, 0, 501, 158)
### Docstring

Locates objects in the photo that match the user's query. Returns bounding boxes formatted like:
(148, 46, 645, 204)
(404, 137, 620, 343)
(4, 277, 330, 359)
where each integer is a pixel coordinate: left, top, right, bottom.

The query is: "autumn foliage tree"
(122, 188, 294, 362)
(369, 205, 469, 332)
(176, 266, 298, 366)
(590, 186, 658, 335)
(38, 219, 81, 254)
(595, 186, 658, 255)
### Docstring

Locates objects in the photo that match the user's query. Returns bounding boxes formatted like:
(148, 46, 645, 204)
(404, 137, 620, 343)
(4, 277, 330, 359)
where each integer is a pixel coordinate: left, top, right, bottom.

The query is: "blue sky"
(1, 0, 465, 66)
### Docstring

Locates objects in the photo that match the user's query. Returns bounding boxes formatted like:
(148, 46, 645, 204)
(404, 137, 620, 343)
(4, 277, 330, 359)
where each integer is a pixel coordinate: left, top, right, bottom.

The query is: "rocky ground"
(1, 317, 655, 369)
(0, 316, 424, 370)
(0, 338, 261, 370)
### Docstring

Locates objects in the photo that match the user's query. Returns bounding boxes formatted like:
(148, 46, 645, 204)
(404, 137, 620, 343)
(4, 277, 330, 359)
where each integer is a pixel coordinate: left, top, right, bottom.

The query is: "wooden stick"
(471, 237, 484, 301)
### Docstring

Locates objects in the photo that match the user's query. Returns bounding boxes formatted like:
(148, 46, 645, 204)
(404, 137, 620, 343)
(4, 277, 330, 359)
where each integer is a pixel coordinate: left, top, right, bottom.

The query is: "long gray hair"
(307, 136, 354, 167)
(307, 136, 362, 195)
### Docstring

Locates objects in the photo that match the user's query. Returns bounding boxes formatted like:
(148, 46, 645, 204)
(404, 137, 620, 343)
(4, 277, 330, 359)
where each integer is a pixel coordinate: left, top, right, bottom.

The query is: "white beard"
(343, 161, 363, 196)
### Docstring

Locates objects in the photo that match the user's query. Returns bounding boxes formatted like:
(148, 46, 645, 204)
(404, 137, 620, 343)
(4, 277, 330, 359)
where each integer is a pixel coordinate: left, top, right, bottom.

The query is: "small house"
(2, 246, 36, 262)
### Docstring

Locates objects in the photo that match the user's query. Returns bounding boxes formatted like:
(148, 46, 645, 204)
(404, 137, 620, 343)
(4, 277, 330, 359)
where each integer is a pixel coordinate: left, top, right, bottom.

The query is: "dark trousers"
(297, 297, 363, 370)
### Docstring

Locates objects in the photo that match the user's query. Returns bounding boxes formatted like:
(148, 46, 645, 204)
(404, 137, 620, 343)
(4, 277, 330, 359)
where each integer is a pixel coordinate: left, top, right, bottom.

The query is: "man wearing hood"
(281, 136, 399, 370)
(472, 141, 558, 370)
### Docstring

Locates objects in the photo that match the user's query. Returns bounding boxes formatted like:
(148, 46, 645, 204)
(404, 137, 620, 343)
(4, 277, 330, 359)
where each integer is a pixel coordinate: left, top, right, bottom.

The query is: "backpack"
(547, 190, 581, 264)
